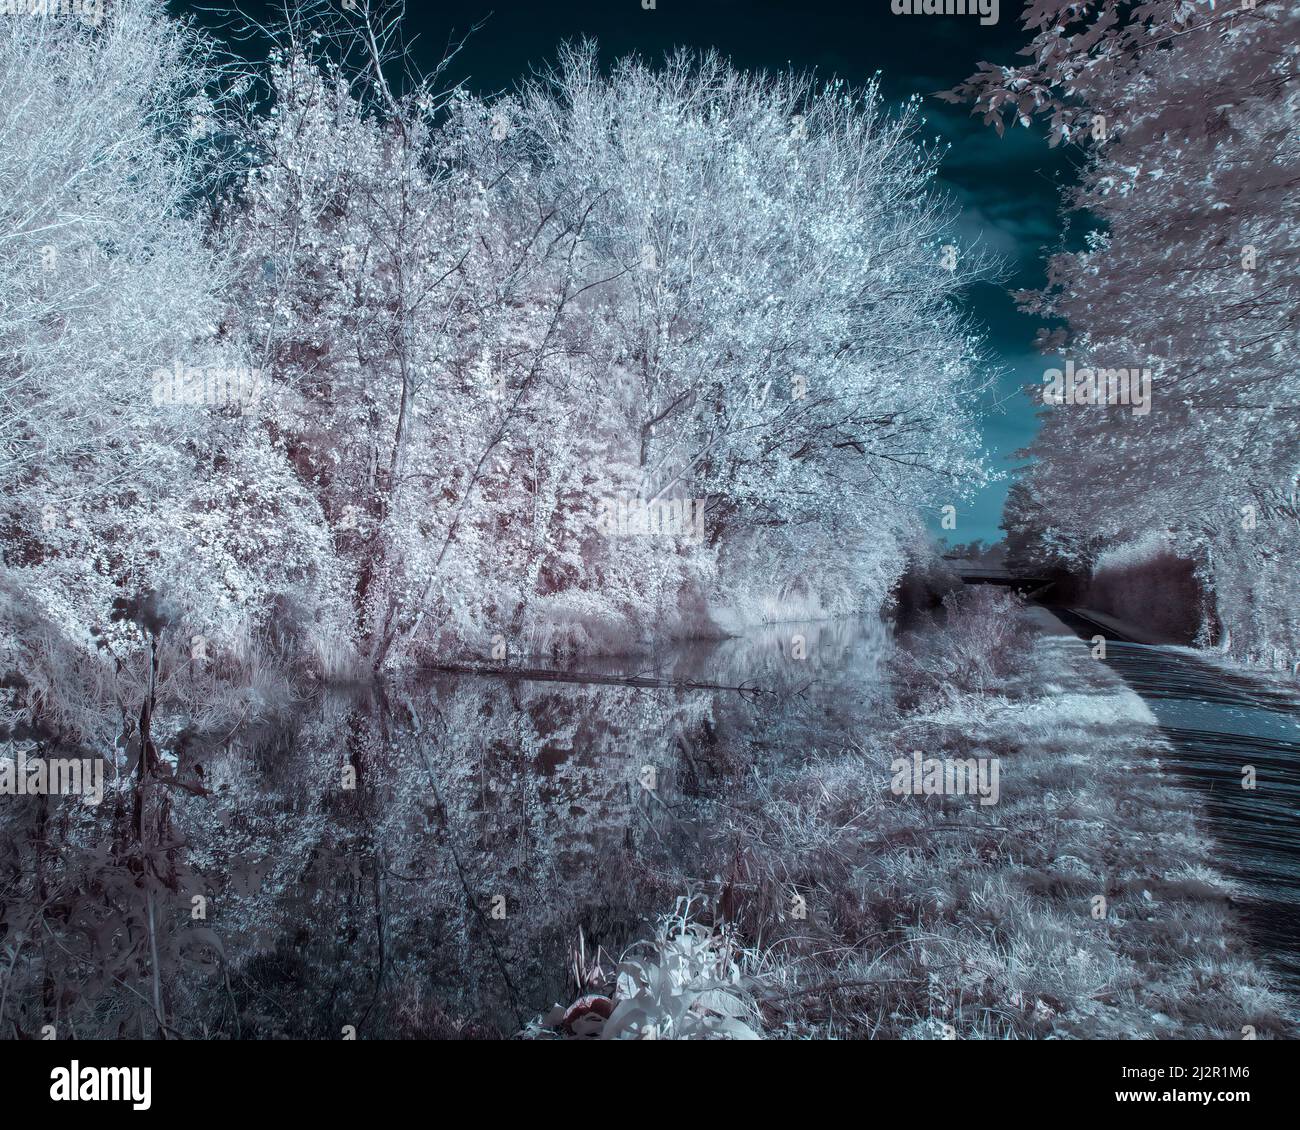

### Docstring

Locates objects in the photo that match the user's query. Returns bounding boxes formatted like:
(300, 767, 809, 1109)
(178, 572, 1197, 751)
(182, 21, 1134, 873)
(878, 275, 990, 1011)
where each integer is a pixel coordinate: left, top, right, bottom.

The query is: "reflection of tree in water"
(192, 675, 723, 1037)
(1, 619, 890, 1037)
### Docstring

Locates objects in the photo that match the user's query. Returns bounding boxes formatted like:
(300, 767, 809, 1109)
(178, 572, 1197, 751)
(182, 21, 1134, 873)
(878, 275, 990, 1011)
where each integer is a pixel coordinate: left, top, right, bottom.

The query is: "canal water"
(40, 617, 893, 1037)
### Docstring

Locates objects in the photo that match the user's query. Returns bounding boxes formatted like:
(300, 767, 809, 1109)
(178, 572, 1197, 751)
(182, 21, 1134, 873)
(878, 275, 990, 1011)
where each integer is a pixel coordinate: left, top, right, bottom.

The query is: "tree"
(227, 20, 995, 664)
(954, 1, 1300, 661)
(496, 43, 996, 628)
(0, 2, 350, 749)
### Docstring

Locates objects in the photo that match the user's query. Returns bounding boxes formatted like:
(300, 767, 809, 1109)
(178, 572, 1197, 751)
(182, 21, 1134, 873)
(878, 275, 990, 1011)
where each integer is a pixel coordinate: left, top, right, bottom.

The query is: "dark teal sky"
(190, 1, 1073, 544)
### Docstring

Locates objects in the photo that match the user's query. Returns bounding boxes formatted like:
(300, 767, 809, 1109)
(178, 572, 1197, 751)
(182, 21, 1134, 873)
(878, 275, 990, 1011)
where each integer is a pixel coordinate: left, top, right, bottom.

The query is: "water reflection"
(3, 618, 891, 1038)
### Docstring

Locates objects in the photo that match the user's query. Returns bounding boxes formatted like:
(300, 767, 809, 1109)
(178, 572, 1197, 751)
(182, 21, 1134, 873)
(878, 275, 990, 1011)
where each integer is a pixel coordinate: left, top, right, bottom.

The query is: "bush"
(526, 895, 766, 1040)
(893, 586, 1032, 708)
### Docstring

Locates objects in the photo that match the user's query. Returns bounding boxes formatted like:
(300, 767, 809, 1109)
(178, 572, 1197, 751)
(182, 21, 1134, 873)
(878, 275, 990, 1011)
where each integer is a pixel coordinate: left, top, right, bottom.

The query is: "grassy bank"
(534, 591, 1294, 1039)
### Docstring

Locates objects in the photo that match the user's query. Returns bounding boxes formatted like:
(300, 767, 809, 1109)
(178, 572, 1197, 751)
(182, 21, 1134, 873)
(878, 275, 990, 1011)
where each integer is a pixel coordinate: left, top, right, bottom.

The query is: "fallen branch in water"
(422, 663, 769, 695)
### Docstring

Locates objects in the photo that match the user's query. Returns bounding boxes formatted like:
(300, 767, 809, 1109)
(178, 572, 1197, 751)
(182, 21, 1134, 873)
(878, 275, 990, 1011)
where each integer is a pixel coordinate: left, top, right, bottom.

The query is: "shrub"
(526, 895, 766, 1040)
(893, 586, 1032, 708)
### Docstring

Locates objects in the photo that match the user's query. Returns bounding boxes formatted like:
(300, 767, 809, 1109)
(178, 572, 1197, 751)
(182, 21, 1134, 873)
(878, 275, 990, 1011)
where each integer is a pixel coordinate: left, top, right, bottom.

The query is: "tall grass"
(537, 592, 1295, 1039)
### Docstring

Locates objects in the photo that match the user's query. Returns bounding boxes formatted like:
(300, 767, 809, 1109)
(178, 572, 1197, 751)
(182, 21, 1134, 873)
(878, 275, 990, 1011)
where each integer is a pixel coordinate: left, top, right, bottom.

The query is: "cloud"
(944, 183, 1057, 268)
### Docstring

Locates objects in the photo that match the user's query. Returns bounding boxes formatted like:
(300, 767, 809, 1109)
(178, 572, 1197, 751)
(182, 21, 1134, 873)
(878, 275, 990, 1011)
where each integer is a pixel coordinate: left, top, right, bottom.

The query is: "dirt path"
(1046, 605, 1300, 996)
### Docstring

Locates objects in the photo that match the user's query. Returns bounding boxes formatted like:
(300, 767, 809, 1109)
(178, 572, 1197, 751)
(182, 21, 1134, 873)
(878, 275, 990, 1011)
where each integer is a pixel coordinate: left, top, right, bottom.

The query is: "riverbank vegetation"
(955, 2, 1300, 672)
(2, 2, 1292, 1044)
(1, 0, 992, 761)
(534, 589, 1292, 1039)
